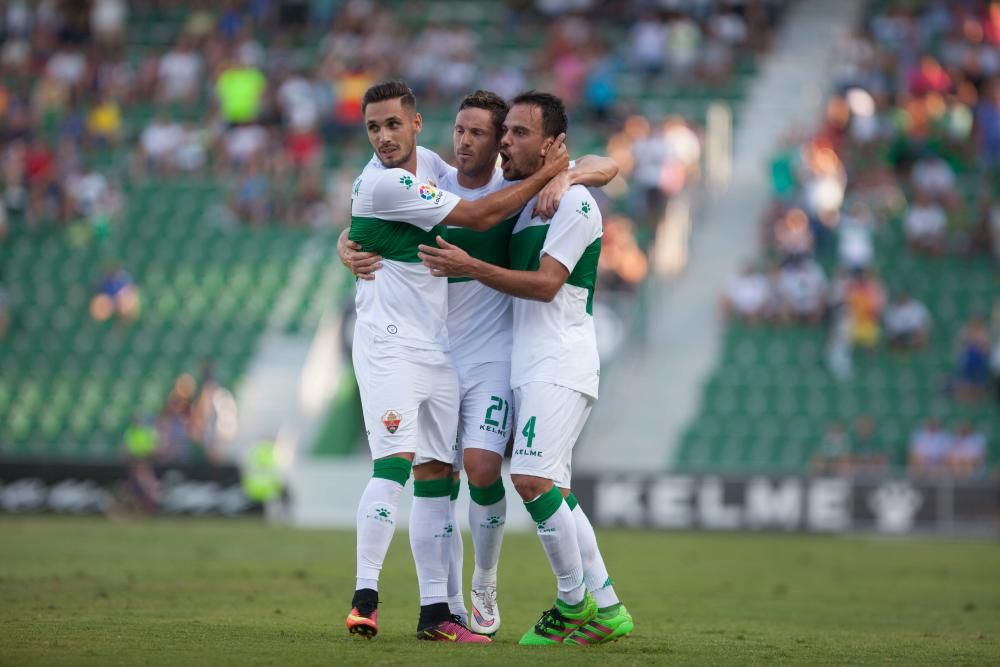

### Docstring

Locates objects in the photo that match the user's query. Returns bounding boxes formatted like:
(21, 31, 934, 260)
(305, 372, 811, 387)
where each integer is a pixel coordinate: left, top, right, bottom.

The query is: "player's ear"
(540, 135, 554, 157)
(412, 111, 423, 133)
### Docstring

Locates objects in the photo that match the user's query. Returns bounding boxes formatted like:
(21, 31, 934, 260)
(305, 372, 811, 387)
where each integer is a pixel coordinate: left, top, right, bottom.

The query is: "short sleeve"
(371, 169, 462, 231)
(541, 190, 601, 273)
(423, 147, 457, 185)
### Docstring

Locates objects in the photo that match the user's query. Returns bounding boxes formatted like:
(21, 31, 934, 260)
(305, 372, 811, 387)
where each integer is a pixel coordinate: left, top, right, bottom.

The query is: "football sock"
(355, 457, 410, 591)
(468, 478, 506, 588)
(446, 478, 468, 620)
(411, 477, 453, 607)
(568, 494, 620, 609)
(524, 486, 585, 606)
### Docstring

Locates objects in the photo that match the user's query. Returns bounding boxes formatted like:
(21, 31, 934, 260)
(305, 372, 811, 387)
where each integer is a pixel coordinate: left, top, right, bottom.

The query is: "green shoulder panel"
(509, 224, 601, 315)
(349, 216, 441, 263)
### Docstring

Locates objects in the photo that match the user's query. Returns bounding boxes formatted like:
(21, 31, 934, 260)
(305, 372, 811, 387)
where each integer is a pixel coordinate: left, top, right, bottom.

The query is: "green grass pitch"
(1, 517, 998, 665)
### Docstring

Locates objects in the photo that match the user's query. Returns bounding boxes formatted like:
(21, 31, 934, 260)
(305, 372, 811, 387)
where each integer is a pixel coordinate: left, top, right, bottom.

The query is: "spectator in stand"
(157, 36, 204, 106)
(91, 0, 127, 48)
(908, 55, 952, 98)
(908, 418, 953, 477)
(989, 201, 1000, 269)
(215, 55, 267, 125)
(137, 113, 184, 175)
(597, 214, 648, 293)
(90, 264, 139, 323)
(776, 255, 827, 324)
(86, 94, 122, 146)
(910, 153, 957, 205)
(951, 314, 992, 401)
(884, 292, 931, 350)
(837, 202, 876, 270)
(629, 12, 666, 78)
(723, 263, 772, 325)
(845, 414, 887, 475)
(945, 421, 987, 478)
(811, 421, 850, 474)
(666, 13, 701, 80)
(904, 189, 948, 255)
(774, 207, 815, 260)
(975, 79, 1000, 172)
(24, 135, 59, 224)
(843, 269, 886, 350)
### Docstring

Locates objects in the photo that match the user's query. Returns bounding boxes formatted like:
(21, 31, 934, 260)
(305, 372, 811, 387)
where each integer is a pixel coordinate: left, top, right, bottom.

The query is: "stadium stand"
(677, 0, 1000, 476)
(0, 0, 784, 461)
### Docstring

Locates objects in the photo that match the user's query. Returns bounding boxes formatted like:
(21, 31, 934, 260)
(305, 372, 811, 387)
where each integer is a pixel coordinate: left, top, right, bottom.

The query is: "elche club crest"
(382, 410, 401, 434)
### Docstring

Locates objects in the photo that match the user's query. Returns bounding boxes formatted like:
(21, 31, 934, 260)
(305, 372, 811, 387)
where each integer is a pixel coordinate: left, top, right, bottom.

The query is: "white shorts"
(452, 361, 512, 468)
(510, 382, 593, 488)
(353, 326, 459, 465)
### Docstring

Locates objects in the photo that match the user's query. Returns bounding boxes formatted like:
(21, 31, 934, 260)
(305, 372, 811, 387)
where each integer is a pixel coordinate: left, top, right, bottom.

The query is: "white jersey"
(349, 147, 459, 350)
(509, 185, 602, 399)
(435, 165, 515, 369)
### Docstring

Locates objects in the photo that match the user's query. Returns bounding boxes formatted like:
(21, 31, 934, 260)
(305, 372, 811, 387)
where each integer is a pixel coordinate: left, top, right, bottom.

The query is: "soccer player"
(344, 81, 567, 643)
(341, 90, 618, 637)
(418, 91, 634, 646)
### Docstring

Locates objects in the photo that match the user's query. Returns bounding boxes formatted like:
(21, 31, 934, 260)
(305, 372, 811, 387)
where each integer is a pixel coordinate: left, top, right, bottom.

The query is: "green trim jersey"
(349, 147, 459, 350)
(436, 164, 515, 368)
(509, 185, 602, 399)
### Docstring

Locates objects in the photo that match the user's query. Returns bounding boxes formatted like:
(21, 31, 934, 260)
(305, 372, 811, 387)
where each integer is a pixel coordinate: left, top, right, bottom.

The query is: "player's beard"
(377, 143, 413, 169)
(501, 152, 541, 182)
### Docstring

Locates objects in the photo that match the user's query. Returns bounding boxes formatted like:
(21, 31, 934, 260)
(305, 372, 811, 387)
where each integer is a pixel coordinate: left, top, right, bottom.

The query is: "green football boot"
(565, 604, 634, 645)
(518, 592, 597, 646)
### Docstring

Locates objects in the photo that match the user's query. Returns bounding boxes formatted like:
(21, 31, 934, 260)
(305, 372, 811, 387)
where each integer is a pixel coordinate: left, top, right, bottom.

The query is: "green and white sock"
(568, 494, 620, 610)
(355, 457, 411, 591)
(411, 477, 453, 606)
(446, 479, 468, 621)
(469, 478, 506, 588)
(525, 487, 585, 606)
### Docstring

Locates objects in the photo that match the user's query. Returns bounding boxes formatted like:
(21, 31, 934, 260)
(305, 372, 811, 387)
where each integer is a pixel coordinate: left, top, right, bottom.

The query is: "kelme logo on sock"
(368, 505, 394, 524)
(483, 515, 504, 527)
(434, 523, 454, 538)
(536, 521, 555, 534)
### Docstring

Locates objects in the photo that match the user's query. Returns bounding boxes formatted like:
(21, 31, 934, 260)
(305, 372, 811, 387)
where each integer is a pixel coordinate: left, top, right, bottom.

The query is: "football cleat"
(417, 616, 492, 643)
(346, 606, 378, 639)
(469, 585, 500, 635)
(565, 604, 634, 645)
(518, 593, 597, 646)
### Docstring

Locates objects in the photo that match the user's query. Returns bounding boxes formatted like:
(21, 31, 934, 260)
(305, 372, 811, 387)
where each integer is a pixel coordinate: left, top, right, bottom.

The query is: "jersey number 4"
(521, 416, 537, 448)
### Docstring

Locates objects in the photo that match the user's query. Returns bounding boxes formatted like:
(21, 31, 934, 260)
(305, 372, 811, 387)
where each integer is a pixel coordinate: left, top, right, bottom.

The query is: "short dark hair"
(458, 90, 509, 139)
(362, 80, 416, 114)
(510, 90, 567, 139)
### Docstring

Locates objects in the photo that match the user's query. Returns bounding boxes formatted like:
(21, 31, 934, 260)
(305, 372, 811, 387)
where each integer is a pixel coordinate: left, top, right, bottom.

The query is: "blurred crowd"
(812, 413, 988, 479)
(721, 0, 999, 477)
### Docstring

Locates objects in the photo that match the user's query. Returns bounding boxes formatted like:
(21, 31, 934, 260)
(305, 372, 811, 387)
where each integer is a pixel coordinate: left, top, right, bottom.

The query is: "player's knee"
(464, 450, 501, 487)
(511, 474, 551, 501)
(412, 459, 453, 481)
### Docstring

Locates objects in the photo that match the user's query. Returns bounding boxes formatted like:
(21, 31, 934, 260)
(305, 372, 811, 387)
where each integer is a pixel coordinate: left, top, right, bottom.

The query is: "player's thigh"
(353, 333, 423, 459)
(457, 361, 512, 461)
(414, 356, 460, 466)
(510, 382, 593, 488)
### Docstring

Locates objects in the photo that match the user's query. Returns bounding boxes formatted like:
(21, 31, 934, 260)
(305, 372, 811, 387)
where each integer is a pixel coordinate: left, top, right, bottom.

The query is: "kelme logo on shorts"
(577, 201, 591, 217)
(382, 410, 401, 433)
(399, 175, 414, 189)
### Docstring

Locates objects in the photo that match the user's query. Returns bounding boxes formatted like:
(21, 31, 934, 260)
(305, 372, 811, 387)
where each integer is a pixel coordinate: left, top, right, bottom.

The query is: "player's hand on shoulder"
(534, 170, 570, 220)
(418, 235, 472, 278)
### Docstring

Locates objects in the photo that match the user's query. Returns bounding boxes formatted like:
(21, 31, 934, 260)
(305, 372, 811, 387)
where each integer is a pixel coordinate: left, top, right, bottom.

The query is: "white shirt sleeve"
(371, 168, 462, 231)
(541, 190, 601, 273)
(422, 147, 457, 184)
